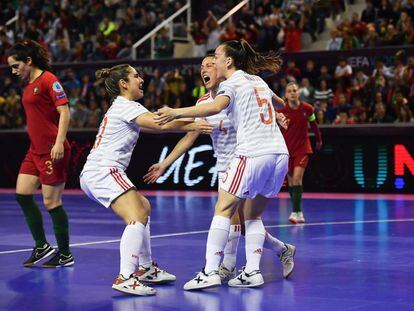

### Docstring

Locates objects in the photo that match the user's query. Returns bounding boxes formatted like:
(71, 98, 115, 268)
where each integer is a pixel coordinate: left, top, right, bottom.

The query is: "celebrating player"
(79, 64, 213, 296)
(155, 40, 296, 289)
(145, 55, 296, 283)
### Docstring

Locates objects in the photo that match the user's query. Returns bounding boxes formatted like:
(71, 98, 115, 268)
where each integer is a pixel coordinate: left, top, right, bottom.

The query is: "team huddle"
(7, 39, 322, 295)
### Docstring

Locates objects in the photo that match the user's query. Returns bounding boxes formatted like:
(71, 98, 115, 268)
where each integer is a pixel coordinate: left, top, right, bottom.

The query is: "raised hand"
(143, 163, 166, 184)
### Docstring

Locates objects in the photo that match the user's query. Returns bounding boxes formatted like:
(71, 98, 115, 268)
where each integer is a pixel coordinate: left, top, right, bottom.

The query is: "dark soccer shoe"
(42, 251, 74, 268)
(23, 243, 55, 267)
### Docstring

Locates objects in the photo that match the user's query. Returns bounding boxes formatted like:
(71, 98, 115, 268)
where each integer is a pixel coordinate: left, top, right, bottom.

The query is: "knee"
(43, 196, 60, 210)
(140, 196, 151, 215)
(244, 210, 262, 221)
(125, 203, 150, 225)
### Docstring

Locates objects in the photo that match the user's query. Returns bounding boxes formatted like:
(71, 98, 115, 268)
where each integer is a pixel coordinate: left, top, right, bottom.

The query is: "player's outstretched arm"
(154, 96, 230, 124)
(135, 112, 214, 133)
(143, 131, 200, 184)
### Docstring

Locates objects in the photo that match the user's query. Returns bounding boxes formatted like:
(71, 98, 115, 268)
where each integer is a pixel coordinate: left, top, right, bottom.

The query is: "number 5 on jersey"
(254, 87, 273, 125)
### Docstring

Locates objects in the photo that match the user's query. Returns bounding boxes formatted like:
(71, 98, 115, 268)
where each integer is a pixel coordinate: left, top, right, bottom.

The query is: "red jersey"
(284, 28, 302, 52)
(278, 102, 314, 156)
(22, 71, 70, 154)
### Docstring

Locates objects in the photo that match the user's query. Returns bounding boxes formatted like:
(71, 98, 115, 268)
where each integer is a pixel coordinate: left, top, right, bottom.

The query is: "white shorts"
(218, 171, 226, 191)
(220, 154, 288, 199)
(80, 167, 135, 208)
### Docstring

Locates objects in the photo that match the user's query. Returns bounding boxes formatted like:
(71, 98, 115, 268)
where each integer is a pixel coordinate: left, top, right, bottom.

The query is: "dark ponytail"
(222, 39, 282, 75)
(7, 39, 52, 71)
(95, 64, 132, 98)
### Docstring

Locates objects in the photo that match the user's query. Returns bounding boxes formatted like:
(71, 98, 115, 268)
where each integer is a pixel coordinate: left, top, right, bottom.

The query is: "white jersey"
(217, 70, 288, 157)
(82, 96, 149, 171)
(196, 92, 237, 172)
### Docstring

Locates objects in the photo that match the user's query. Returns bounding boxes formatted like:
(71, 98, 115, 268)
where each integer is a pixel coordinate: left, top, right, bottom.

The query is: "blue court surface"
(1, 190, 413, 311)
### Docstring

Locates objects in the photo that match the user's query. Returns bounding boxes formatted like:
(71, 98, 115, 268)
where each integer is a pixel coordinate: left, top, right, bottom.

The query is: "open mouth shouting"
(202, 74, 211, 86)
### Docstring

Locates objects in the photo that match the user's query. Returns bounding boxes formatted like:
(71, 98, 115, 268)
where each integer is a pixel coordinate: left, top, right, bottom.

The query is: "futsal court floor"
(0, 190, 413, 311)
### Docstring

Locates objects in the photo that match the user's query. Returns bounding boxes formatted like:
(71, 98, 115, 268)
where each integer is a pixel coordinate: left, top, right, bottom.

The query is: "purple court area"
(1, 190, 414, 311)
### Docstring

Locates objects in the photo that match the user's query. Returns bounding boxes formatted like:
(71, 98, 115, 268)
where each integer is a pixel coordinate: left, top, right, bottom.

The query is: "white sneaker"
(218, 263, 236, 281)
(296, 212, 305, 223)
(112, 274, 156, 296)
(228, 268, 264, 288)
(288, 212, 305, 224)
(136, 262, 176, 283)
(183, 268, 221, 290)
(279, 243, 296, 278)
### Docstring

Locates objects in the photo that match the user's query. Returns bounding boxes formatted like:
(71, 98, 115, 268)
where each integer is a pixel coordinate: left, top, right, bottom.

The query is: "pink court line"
(1, 188, 414, 200)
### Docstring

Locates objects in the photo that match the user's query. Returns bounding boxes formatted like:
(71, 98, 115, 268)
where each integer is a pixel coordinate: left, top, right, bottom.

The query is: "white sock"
(263, 231, 286, 255)
(222, 224, 241, 271)
(244, 219, 265, 274)
(119, 221, 146, 277)
(138, 217, 152, 268)
(205, 215, 231, 274)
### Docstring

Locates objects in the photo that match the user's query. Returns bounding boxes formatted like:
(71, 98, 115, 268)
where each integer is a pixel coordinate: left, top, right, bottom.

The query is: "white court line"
(1, 218, 414, 255)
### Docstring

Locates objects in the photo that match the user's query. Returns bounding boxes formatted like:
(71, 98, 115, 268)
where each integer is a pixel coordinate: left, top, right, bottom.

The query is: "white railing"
(132, 1, 191, 59)
(131, 0, 249, 59)
(218, 0, 249, 25)
(0, 10, 19, 32)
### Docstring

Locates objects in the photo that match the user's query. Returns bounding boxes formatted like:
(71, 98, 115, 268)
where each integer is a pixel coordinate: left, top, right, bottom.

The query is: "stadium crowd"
(1, 0, 412, 62)
(0, 49, 413, 129)
(0, 0, 413, 129)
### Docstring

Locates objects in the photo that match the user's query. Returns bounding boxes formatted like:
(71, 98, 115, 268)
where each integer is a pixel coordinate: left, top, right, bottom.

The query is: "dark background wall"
(1, 125, 413, 193)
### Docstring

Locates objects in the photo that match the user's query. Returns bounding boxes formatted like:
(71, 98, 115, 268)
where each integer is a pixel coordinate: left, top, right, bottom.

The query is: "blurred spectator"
(99, 15, 117, 37)
(318, 65, 334, 88)
(394, 105, 414, 123)
(279, 13, 305, 52)
(349, 98, 367, 123)
(155, 28, 173, 58)
(340, 30, 361, 49)
(326, 29, 343, 50)
(361, 0, 378, 24)
(314, 79, 333, 104)
(315, 107, 330, 124)
(362, 23, 379, 47)
(191, 77, 206, 100)
(189, 21, 207, 57)
(369, 103, 394, 123)
(299, 78, 314, 102)
(204, 11, 221, 52)
(302, 60, 319, 82)
(284, 60, 302, 80)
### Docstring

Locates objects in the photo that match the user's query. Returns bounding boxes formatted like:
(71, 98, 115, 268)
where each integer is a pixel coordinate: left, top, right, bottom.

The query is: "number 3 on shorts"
(45, 160, 54, 175)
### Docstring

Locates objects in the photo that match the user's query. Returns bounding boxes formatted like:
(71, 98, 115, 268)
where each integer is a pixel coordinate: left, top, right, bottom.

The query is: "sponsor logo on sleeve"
(52, 81, 64, 93)
(56, 93, 67, 100)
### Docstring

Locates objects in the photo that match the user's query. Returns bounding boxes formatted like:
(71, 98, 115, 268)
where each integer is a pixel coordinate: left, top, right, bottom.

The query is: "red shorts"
(19, 149, 71, 185)
(288, 154, 309, 175)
